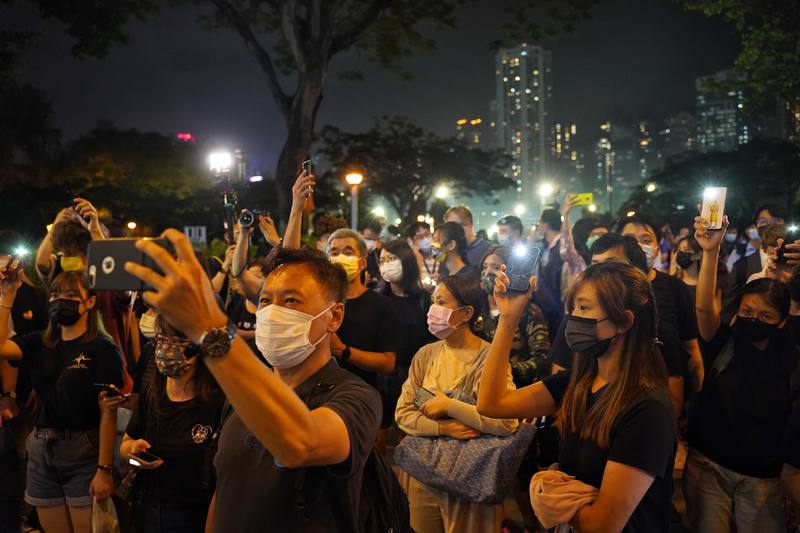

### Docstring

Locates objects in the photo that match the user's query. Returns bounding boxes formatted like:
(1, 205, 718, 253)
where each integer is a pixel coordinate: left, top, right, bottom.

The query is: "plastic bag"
(91, 497, 120, 533)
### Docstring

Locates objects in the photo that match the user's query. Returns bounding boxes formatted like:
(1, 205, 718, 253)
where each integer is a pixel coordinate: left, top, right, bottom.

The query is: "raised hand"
(73, 197, 104, 239)
(694, 214, 728, 252)
(258, 215, 282, 246)
(493, 266, 535, 320)
(291, 170, 315, 210)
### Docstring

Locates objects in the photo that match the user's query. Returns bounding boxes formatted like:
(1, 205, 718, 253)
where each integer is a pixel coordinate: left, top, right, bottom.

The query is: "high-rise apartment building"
(455, 118, 485, 146)
(695, 70, 749, 152)
(493, 43, 552, 212)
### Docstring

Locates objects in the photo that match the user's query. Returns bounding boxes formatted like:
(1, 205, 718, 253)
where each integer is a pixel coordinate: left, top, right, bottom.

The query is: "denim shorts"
(25, 429, 99, 508)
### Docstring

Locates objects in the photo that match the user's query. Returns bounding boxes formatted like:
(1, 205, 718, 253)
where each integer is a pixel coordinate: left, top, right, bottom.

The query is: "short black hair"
(612, 214, 662, 244)
(754, 203, 784, 223)
(261, 247, 348, 303)
(590, 233, 648, 274)
(52, 218, 92, 258)
(741, 278, 790, 319)
(404, 221, 431, 239)
(435, 222, 468, 261)
(440, 272, 484, 328)
(497, 215, 524, 236)
(540, 208, 562, 232)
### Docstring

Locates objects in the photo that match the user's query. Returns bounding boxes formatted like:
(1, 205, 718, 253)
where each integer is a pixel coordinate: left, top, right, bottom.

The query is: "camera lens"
(239, 210, 254, 228)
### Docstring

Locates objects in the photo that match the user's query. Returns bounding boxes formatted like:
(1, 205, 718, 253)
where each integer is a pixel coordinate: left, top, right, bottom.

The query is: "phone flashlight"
(513, 244, 528, 258)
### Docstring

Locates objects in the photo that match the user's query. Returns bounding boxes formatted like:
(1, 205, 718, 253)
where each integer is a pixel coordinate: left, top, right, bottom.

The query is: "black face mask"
(734, 316, 777, 344)
(676, 251, 694, 269)
(48, 299, 83, 326)
(564, 314, 615, 359)
(481, 273, 497, 295)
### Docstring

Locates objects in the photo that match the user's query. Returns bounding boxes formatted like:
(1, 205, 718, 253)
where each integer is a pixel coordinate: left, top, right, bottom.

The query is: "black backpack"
(295, 379, 412, 533)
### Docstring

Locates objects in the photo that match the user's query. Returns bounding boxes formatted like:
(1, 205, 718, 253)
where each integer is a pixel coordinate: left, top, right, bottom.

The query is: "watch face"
(202, 323, 235, 358)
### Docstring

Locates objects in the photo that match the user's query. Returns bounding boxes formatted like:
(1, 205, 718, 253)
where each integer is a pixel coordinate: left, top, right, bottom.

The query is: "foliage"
(620, 140, 800, 230)
(682, 0, 800, 111)
(315, 116, 514, 224)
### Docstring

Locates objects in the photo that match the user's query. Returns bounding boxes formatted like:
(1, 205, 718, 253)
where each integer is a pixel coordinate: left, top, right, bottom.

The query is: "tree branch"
(211, 0, 290, 121)
(281, 0, 306, 73)
(331, 0, 391, 54)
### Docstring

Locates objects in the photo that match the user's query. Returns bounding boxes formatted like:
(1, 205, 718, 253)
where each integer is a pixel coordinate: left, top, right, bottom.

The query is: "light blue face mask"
(586, 235, 600, 250)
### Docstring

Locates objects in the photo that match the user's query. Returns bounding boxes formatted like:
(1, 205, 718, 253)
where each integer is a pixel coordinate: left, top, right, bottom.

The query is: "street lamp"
(127, 221, 137, 231)
(588, 204, 598, 213)
(416, 215, 426, 222)
(646, 182, 656, 193)
(538, 182, 555, 198)
(514, 203, 525, 216)
(209, 149, 236, 243)
(345, 172, 364, 229)
(435, 185, 450, 200)
(208, 151, 233, 175)
(372, 206, 386, 218)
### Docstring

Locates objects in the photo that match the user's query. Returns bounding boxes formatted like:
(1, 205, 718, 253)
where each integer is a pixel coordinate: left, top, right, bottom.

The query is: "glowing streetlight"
(394, 218, 402, 225)
(208, 151, 233, 174)
(345, 172, 365, 229)
(416, 215, 426, 222)
(127, 221, 137, 230)
(646, 182, 656, 193)
(372, 206, 386, 218)
(248, 175, 263, 183)
(514, 203, 526, 216)
(588, 204, 598, 213)
(626, 210, 637, 217)
(435, 185, 450, 200)
(538, 182, 555, 198)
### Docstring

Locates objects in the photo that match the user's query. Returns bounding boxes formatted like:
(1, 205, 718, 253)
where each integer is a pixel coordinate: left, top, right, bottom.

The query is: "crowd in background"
(0, 170, 798, 533)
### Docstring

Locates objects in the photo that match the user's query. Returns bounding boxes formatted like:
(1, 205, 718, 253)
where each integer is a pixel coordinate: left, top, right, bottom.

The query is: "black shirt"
(543, 371, 676, 533)
(380, 289, 433, 369)
(551, 317, 684, 378)
(690, 324, 799, 478)
(337, 289, 401, 386)
(9, 282, 48, 401)
(212, 359, 381, 533)
(10, 333, 124, 430)
(650, 271, 698, 342)
(126, 381, 225, 507)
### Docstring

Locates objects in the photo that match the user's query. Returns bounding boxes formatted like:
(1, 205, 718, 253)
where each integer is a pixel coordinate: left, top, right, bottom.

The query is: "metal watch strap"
(197, 320, 237, 359)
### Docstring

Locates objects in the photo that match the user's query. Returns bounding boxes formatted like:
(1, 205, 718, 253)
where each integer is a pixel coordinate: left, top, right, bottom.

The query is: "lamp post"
(345, 172, 364, 230)
(209, 150, 236, 243)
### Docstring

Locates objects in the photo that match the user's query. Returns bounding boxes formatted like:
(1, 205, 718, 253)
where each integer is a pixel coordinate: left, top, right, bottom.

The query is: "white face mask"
(497, 234, 510, 245)
(747, 228, 760, 240)
(417, 237, 432, 252)
(139, 312, 157, 339)
(329, 254, 361, 282)
(380, 259, 403, 283)
(255, 304, 334, 369)
(640, 244, 657, 267)
(364, 239, 377, 253)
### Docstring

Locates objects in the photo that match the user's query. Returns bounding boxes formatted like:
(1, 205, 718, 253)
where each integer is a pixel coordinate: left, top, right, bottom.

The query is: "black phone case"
(507, 247, 541, 292)
(87, 238, 168, 291)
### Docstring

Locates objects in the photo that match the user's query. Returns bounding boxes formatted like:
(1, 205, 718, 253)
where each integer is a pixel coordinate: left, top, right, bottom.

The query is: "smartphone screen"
(701, 187, 727, 230)
(506, 246, 541, 292)
(134, 451, 160, 463)
(414, 387, 436, 408)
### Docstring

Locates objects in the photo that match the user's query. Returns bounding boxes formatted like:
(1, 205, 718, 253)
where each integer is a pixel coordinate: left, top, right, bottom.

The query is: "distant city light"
(127, 221, 137, 230)
(208, 151, 233, 174)
(248, 175, 263, 183)
(514, 204, 525, 216)
(176, 132, 195, 142)
(646, 182, 656, 192)
(417, 215, 426, 222)
(372, 206, 386, 217)
(435, 185, 450, 200)
(538, 182, 554, 198)
(588, 204, 597, 213)
(456, 119, 468, 126)
(626, 211, 637, 217)
(394, 218, 402, 225)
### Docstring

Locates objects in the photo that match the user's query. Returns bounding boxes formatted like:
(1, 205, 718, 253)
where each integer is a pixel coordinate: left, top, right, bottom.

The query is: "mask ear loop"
(309, 303, 337, 347)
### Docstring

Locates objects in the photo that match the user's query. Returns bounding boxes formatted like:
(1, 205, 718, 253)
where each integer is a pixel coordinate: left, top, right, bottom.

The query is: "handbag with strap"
(394, 349, 537, 504)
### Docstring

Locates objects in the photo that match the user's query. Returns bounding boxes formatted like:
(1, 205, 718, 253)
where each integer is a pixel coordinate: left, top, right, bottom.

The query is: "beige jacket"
(395, 339, 519, 437)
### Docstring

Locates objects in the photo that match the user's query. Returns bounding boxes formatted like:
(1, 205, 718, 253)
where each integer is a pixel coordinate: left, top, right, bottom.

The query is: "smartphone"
(571, 192, 594, 207)
(506, 245, 541, 292)
(414, 387, 436, 409)
(777, 230, 800, 264)
(87, 238, 170, 291)
(92, 382, 129, 399)
(701, 187, 727, 230)
(129, 451, 161, 467)
(302, 159, 314, 173)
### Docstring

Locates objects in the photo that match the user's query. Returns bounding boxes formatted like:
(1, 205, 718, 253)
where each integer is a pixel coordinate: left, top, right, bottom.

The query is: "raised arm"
(477, 270, 558, 420)
(36, 207, 75, 279)
(694, 215, 727, 342)
(126, 230, 356, 469)
(230, 224, 262, 302)
(283, 171, 315, 250)
(0, 269, 23, 359)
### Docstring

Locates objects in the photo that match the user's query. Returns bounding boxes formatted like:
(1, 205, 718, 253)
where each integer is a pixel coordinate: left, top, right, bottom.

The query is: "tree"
(682, 0, 800, 112)
(620, 139, 800, 230)
(315, 116, 514, 224)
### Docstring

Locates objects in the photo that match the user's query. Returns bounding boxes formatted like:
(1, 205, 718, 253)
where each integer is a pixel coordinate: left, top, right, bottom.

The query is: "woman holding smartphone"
(119, 315, 224, 533)
(478, 262, 676, 532)
(395, 272, 518, 533)
(0, 270, 122, 533)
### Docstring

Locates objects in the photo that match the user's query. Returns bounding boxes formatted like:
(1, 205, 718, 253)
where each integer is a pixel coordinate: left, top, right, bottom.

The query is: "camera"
(239, 209, 269, 228)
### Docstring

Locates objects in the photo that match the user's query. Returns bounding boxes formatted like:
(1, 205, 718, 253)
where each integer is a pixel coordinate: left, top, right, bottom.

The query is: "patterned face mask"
(154, 335, 195, 378)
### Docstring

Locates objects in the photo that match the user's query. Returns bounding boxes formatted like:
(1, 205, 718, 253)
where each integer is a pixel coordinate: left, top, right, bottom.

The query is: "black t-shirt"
(10, 333, 123, 430)
(212, 359, 381, 533)
(381, 289, 434, 369)
(126, 381, 225, 507)
(551, 317, 684, 378)
(337, 289, 401, 386)
(690, 324, 798, 478)
(650, 271, 698, 342)
(9, 282, 48, 401)
(543, 371, 676, 533)
(226, 293, 256, 332)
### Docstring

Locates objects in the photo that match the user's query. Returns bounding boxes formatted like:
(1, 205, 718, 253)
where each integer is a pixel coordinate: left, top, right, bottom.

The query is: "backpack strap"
(711, 337, 736, 377)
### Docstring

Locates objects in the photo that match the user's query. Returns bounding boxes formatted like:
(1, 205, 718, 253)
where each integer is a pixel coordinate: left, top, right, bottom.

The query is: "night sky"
(9, 0, 739, 173)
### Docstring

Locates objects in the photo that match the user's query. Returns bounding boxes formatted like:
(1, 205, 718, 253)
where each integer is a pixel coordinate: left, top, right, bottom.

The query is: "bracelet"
(341, 346, 352, 362)
(97, 463, 113, 474)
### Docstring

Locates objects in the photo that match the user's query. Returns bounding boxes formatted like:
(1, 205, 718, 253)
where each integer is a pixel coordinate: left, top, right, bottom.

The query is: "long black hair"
(383, 240, 424, 297)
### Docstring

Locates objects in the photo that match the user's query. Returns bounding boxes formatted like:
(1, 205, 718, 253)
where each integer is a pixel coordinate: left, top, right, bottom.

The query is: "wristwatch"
(197, 320, 237, 359)
(0, 391, 16, 400)
(341, 346, 352, 362)
(97, 463, 113, 474)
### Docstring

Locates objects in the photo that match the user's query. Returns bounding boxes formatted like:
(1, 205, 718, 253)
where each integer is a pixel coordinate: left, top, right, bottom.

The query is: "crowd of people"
(0, 170, 798, 533)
